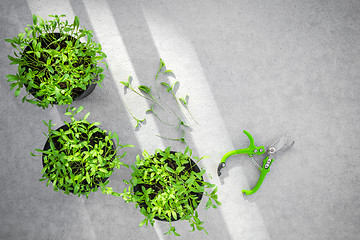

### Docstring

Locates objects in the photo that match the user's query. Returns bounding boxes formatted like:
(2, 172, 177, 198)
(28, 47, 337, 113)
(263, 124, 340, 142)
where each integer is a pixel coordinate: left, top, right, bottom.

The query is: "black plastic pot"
(41, 123, 116, 194)
(134, 151, 204, 222)
(22, 33, 98, 104)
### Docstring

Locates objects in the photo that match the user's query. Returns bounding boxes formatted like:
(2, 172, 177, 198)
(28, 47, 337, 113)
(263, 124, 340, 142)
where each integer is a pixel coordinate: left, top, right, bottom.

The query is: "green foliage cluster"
(122, 146, 221, 236)
(5, 14, 107, 108)
(31, 106, 133, 198)
(13, 15, 221, 238)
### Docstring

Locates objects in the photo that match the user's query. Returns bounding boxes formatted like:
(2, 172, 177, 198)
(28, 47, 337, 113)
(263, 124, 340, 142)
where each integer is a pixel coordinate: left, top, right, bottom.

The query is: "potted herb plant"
(31, 106, 133, 198)
(122, 146, 221, 236)
(6, 14, 107, 108)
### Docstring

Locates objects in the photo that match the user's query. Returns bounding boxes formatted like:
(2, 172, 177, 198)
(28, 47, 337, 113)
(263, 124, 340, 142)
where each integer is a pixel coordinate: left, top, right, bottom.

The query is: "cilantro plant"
(122, 146, 221, 236)
(5, 14, 107, 108)
(31, 106, 133, 198)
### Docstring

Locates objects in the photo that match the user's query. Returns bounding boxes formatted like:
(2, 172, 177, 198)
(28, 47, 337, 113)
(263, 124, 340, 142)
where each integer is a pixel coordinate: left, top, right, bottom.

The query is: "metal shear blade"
(267, 134, 295, 156)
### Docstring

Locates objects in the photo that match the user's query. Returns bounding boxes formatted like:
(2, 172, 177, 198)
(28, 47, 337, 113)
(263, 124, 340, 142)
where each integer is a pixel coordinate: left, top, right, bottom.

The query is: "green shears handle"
(242, 156, 274, 195)
(218, 130, 271, 195)
(220, 130, 265, 163)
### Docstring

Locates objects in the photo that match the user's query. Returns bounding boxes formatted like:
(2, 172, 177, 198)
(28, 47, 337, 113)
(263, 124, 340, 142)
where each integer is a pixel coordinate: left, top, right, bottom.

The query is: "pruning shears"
(217, 130, 294, 195)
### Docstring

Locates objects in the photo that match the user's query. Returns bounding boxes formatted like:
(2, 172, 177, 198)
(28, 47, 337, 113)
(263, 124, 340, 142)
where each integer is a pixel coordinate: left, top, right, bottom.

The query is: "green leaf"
(6, 74, 18, 82)
(14, 88, 20, 97)
(160, 58, 165, 67)
(121, 144, 134, 148)
(176, 166, 185, 173)
(74, 184, 80, 194)
(165, 166, 175, 174)
(75, 106, 84, 114)
(120, 81, 129, 88)
(138, 85, 151, 95)
(86, 172, 90, 184)
(8, 55, 19, 64)
(83, 112, 90, 121)
(139, 218, 148, 227)
(32, 14, 37, 25)
(113, 132, 119, 146)
(99, 168, 108, 173)
(171, 210, 177, 220)
(211, 186, 218, 195)
(205, 198, 212, 209)
(5, 39, 15, 44)
(161, 82, 171, 92)
(42, 120, 49, 127)
(99, 73, 105, 81)
(214, 199, 221, 206)
(132, 177, 138, 186)
(41, 166, 47, 174)
(54, 87, 61, 99)
(186, 175, 195, 185)
(204, 182, 216, 188)
(171, 81, 179, 90)
(197, 169, 206, 177)
(18, 33, 25, 40)
(179, 97, 186, 106)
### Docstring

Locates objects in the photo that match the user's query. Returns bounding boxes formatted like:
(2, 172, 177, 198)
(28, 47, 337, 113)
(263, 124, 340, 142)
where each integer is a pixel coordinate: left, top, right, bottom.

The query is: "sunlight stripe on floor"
(80, 0, 163, 153)
(141, 6, 271, 240)
(80, 1, 164, 239)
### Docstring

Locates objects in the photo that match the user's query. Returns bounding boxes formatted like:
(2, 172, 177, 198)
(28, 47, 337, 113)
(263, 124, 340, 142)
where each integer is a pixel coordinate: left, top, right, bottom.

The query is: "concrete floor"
(1, 0, 359, 239)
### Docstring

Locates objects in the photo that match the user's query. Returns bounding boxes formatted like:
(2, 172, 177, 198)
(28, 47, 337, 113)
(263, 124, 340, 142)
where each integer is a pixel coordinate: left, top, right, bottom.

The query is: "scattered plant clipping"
(179, 95, 197, 124)
(146, 105, 173, 126)
(121, 59, 196, 143)
(121, 76, 163, 109)
(125, 103, 146, 130)
(157, 130, 187, 144)
(5, 14, 107, 108)
(122, 146, 221, 236)
(31, 106, 133, 198)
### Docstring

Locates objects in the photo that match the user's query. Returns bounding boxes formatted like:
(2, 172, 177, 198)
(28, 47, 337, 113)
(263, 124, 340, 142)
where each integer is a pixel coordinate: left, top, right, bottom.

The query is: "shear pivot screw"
(259, 148, 263, 152)
(253, 149, 258, 153)
(269, 147, 276, 154)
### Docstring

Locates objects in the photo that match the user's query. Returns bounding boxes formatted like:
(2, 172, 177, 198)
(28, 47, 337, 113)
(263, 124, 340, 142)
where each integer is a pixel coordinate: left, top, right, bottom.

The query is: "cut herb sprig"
(122, 102, 146, 130)
(157, 130, 187, 144)
(161, 80, 198, 124)
(146, 105, 174, 126)
(120, 76, 165, 110)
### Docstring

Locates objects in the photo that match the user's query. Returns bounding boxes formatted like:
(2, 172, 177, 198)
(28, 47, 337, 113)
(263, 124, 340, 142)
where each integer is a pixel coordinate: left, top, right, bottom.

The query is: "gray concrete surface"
(1, 0, 359, 239)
